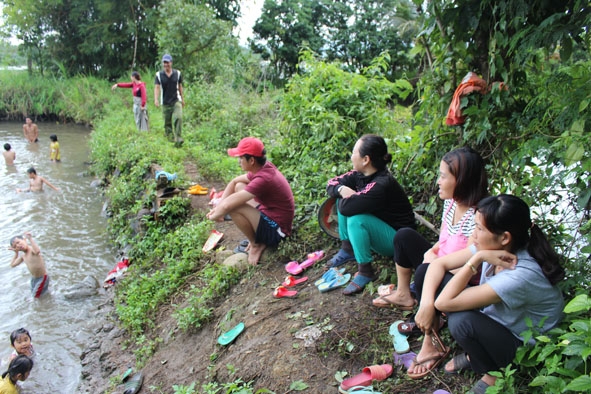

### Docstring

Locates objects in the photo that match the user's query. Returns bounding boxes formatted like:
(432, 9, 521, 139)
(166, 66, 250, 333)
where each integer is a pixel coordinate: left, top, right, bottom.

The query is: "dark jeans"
(447, 310, 522, 374)
(393, 227, 432, 269)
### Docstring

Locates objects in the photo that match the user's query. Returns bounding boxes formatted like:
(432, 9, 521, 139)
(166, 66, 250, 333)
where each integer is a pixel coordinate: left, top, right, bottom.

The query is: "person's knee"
(447, 311, 475, 339)
(346, 214, 372, 229)
(235, 181, 248, 192)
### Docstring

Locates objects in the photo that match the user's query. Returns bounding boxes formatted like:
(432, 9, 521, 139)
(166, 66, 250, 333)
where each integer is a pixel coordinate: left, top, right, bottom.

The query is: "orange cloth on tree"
(445, 72, 488, 126)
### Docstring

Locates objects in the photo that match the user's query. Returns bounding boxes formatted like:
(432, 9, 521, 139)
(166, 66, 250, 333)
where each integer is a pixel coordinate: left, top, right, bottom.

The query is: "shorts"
(31, 274, 50, 298)
(255, 212, 286, 247)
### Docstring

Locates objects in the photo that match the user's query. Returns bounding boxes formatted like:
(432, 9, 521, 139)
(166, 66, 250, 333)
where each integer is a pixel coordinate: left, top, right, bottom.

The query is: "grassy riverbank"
(2, 70, 589, 393)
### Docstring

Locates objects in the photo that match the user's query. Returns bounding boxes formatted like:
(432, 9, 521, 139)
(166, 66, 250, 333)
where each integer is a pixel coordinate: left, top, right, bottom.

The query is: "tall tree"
(250, 0, 325, 82)
(250, 0, 419, 82)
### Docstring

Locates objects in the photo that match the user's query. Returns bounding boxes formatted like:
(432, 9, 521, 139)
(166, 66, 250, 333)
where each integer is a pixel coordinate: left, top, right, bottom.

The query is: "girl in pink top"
(372, 147, 488, 309)
(112, 71, 149, 131)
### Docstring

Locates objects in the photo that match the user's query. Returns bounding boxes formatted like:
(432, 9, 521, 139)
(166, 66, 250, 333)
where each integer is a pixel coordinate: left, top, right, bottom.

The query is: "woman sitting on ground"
(412, 195, 564, 393)
(373, 146, 488, 309)
(325, 134, 415, 295)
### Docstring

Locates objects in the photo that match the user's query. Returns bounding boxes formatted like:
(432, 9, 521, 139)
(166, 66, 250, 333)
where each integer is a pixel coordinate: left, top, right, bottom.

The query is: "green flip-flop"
(218, 322, 245, 346)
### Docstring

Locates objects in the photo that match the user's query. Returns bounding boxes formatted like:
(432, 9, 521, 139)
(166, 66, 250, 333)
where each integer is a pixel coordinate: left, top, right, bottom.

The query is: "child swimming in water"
(9, 329, 34, 361)
(16, 167, 59, 193)
(0, 355, 33, 394)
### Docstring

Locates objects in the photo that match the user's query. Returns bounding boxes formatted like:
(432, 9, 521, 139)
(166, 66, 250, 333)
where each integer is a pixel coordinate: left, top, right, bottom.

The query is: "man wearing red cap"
(207, 137, 295, 265)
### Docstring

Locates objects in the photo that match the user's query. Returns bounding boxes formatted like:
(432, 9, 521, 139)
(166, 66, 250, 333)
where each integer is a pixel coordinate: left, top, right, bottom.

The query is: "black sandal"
(444, 352, 471, 374)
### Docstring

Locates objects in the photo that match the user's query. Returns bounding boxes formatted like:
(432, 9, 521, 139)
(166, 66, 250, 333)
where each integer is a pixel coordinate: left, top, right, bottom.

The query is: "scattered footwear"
(393, 351, 417, 369)
(121, 367, 133, 383)
(217, 322, 245, 346)
(444, 353, 471, 374)
(233, 239, 249, 254)
(282, 275, 308, 287)
(285, 250, 325, 275)
(123, 372, 144, 394)
(390, 320, 410, 354)
(202, 230, 223, 252)
(372, 294, 417, 310)
(318, 273, 351, 292)
(314, 267, 346, 286)
(468, 379, 491, 394)
(433, 391, 451, 394)
(342, 273, 375, 295)
(377, 284, 395, 296)
(343, 386, 382, 393)
(398, 316, 444, 335)
(273, 285, 298, 298)
(339, 364, 393, 393)
(407, 331, 451, 380)
(326, 249, 356, 269)
(188, 184, 208, 195)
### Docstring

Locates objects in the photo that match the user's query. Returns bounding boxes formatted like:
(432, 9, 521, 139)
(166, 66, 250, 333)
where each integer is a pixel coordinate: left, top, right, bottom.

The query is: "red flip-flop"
(339, 364, 393, 392)
(273, 285, 298, 298)
(282, 275, 308, 287)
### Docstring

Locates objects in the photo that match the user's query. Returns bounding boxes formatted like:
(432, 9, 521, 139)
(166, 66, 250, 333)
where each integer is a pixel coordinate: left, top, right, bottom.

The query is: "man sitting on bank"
(207, 137, 295, 265)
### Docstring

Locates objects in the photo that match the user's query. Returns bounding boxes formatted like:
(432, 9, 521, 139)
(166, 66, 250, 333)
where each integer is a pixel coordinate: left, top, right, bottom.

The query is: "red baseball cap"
(227, 137, 265, 157)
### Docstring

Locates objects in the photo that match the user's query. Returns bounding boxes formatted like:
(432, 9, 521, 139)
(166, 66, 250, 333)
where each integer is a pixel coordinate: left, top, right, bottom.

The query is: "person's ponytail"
(528, 224, 565, 285)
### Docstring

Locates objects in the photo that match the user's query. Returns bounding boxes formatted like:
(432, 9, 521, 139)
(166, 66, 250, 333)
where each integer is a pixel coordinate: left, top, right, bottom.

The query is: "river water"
(0, 122, 114, 393)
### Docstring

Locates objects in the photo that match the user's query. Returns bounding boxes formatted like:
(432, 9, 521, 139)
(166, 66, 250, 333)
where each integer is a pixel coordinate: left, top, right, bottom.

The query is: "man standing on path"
(23, 117, 39, 143)
(154, 54, 184, 147)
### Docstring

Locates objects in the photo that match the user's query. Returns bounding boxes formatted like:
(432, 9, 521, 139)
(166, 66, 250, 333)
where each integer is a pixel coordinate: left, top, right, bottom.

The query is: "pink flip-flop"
(285, 250, 325, 275)
(339, 364, 393, 393)
(282, 275, 308, 287)
(273, 285, 298, 298)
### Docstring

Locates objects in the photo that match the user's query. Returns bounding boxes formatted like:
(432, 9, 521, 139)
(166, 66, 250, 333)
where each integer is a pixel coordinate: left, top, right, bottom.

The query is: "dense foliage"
(251, 0, 420, 83)
(1, 0, 242, 79)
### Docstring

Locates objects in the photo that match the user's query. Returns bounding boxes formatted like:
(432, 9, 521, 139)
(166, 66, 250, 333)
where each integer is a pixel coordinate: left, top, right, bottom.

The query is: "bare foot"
(247, 243, 266, 265)
(407, 334, 445, 375)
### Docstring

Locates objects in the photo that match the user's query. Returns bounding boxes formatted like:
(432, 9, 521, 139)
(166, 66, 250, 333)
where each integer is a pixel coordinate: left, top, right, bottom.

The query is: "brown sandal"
(407, 330, 451, 380)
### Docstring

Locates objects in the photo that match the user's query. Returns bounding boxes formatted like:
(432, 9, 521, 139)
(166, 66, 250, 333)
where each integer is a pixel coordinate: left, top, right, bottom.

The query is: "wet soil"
(77, 163, 474, 394)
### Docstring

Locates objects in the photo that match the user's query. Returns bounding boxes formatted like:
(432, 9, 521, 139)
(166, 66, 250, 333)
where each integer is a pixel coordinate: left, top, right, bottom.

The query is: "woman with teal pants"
(326, 134, 415, 295)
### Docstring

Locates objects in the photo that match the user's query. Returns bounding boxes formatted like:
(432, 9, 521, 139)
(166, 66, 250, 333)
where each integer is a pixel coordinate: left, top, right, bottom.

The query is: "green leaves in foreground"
(496, 294, 591, 393)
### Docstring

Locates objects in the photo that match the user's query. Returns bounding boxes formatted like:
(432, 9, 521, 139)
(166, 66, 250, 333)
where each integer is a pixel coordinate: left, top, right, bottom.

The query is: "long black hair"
(1, 355, 33, 381)
(359, 134, 392, 171)
(477, 194, 564, 285)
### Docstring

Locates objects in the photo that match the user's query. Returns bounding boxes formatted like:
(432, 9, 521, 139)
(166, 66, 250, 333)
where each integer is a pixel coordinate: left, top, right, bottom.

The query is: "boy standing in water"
(9, 232, 50, 298)
(3, 143, 15, 166)
(16, 167, 59, 193)
(22, 117, 39, 143)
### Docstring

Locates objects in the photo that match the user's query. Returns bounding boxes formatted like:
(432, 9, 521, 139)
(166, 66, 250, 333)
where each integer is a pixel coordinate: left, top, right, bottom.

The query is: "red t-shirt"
(245, 162, 295, 235)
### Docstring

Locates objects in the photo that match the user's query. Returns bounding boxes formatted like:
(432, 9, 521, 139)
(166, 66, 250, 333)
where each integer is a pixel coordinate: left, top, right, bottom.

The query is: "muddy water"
(0, 122, 114, 393)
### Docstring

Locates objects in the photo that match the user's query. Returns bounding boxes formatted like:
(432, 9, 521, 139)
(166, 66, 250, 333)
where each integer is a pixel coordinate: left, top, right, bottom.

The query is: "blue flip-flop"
(315, 267, 346, 286)
(217, 322, 245, 346)
(318, 273, 351, 292)
(390, 320, 410, 354)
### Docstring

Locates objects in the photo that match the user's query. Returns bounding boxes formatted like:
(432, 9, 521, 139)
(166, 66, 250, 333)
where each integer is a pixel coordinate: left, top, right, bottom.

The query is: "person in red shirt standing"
(207, 137, 295, 265)
(112, 71, 148, 131)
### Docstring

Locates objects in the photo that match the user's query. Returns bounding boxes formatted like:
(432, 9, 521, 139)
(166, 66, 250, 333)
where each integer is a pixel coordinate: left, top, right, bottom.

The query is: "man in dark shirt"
(154, 54, 184, 146)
